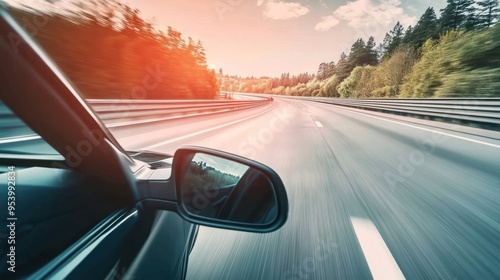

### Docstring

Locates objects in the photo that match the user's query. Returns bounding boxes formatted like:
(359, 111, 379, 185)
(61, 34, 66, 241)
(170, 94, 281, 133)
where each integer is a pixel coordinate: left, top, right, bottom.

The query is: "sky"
(5, 0, 447, 77)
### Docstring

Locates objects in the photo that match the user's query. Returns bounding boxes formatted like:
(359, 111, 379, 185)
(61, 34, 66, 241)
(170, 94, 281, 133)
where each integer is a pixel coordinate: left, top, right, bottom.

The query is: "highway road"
(111, 97, 500, 280)
(2, 96, 499, 279)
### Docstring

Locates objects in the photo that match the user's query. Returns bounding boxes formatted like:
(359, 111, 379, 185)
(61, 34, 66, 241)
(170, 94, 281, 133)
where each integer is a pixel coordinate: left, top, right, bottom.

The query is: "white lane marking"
(326, 105, 500, 149)
(144, 102, 277, 150)
(351, 217, 405, 280)
(315, 121, 324, 128)
(0, 135, 41, 144)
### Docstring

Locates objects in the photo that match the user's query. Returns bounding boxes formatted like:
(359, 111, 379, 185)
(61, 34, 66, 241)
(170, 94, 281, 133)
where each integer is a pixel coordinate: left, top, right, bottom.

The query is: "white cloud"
(314, 0, 416, 32)
(263, 1, 310, 20)
(315, 15, 340, 31)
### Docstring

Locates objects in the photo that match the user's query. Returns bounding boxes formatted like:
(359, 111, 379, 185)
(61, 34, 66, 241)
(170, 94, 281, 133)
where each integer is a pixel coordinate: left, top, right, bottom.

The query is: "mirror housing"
(172, 146, 288, 233)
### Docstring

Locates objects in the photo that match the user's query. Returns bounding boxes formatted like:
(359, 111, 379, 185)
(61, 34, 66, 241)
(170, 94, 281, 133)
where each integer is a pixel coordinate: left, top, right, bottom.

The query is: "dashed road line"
(351, 217, 405, 280)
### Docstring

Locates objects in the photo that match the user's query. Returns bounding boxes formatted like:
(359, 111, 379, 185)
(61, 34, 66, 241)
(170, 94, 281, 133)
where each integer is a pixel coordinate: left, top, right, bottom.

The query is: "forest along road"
(107, 97, 500, 280)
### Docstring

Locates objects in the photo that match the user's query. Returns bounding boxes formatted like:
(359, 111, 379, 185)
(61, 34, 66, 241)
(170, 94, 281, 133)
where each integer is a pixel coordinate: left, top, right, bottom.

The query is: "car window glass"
(0, 100, 61, 157)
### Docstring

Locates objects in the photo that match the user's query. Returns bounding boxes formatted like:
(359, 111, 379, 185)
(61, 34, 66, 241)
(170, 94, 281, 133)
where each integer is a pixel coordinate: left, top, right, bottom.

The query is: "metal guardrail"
(0, 98, 270, 140)
(291, 96, 500, 131)
(88, 99, 269, 124)
(220, 92, 500, 130)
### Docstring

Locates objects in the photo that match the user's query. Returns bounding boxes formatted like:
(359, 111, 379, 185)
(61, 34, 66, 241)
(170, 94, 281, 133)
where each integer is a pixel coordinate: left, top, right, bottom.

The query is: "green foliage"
(272, 72, 314, 88)
(184, 161, 240, 190)
(348, 38, 366, 68)
(451, 22, 500, 69)
(439, 0, 476, 31)
(384, 22, 405, 58)
(335, 52, 351, 81)
(313, 75, 338, 97)
(477, 0, 500, 28)
(401, 25, 500, 97)
(216, 1, 499, 99)
(400, 32, 461, 97)
(436, 69, 500, 97)
(337, 66, 381, 98)
(377, 46, 417, 97)
(349, 36, 378, 68)
(306, 79, 324, 97)
(406, 8, 439, 49)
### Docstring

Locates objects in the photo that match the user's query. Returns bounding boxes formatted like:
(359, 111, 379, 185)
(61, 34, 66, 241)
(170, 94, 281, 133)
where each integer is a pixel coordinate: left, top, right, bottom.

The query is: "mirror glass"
(179, 152, 278, 225)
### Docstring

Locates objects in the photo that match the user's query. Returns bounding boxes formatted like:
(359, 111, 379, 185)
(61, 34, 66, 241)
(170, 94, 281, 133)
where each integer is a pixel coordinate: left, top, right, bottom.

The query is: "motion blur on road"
(104, 96, 499, 280)
(2, 0, 500, 279)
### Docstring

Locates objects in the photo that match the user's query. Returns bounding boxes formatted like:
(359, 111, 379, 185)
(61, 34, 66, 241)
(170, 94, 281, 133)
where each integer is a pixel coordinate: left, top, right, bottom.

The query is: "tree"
(348, 38, 368, 68)
(387, 22, 405, 56)
(347, 36, 378, 67)
(439, 0, 476, 31)
(378, 33, 392, 59)
(379, 46, 416, 96)
(167, 26, 185, 50)
(12, 0, 221, 100)
(402, 25, 413, 46)
(463, 5, 482, 30)
(380, 22, 405, 59)
(336, 52, 351, 81)
(408, 7, 438, 48)
(317, 62, 336, 80)
(363, 36, 378, 65)
(400, 31, 464, 98)
(477, 0, 500, 28)
(122, 6, 149, 36)
(338, 66, 378, 98)
(194, 40, 207, 66)
(319, 75, 342, 97)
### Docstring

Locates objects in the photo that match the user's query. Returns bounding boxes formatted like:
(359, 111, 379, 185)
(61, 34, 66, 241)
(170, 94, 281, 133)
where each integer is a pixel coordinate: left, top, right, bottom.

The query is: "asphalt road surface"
(4, 97, 500, 279)
(113, 97, 500, 280)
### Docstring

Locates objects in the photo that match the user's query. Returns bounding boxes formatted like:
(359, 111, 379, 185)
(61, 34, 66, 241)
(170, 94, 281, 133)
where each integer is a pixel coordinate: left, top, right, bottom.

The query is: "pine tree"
(380, 22, 405, 59)
(402, 25, 413, 44)
(387, 22, 405, 54)
(363, 36, 378, 66)
(439, 0, 476, 31)
(336, 52, 351, 81)
(410, 7, 438, 48)
(378, 33, 392, 59)
(477, 0, 500, 28)
(348, 38, 367, 68)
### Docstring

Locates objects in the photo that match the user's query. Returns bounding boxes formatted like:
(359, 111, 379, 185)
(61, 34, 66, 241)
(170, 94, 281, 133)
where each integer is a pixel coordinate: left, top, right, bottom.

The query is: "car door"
(0, 5, 288, 280)
(0, 6, 197, 279)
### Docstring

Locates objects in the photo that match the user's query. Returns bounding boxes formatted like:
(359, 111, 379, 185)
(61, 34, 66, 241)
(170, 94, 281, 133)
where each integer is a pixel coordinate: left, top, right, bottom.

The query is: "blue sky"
(6, 0, 447, 77)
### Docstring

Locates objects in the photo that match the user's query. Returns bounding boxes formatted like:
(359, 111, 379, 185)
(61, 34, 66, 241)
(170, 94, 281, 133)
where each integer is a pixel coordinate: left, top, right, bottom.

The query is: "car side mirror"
(172, 146, 288, 233)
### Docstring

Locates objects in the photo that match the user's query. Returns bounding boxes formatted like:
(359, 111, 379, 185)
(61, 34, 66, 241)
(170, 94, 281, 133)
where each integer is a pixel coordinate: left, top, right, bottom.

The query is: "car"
(0, 5, 288, 280)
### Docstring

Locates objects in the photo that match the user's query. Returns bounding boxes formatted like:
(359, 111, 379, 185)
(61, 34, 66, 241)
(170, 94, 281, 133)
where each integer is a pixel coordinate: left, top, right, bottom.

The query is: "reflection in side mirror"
(182, 153, 277, 224)
(173, 147, 288, 233)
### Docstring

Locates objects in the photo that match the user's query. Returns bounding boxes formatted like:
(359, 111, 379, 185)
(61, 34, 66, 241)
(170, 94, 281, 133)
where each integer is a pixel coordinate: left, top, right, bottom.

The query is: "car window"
(0, 100, 62, 157)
